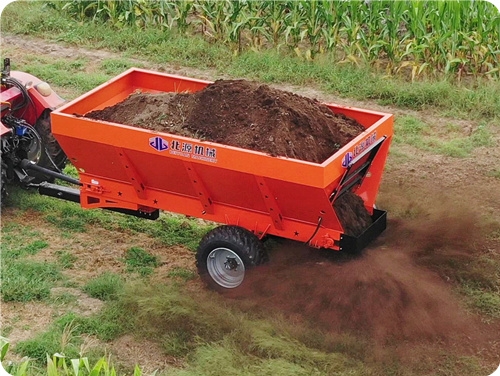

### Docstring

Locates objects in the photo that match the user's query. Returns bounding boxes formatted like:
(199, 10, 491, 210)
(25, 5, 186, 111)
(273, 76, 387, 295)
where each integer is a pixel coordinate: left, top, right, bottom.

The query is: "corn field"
(49, 0, 500, 79)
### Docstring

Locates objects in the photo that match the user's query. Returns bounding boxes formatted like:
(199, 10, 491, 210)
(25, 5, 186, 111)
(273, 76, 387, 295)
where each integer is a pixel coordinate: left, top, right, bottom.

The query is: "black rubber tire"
(196, 225, 267, 290)
(0, 160, 6, 204)
(30, 110, 67, 183)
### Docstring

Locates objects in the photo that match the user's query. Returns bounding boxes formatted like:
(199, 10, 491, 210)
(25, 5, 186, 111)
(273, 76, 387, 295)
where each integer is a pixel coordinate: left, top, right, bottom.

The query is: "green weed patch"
(123, 247, 159, 276)
(83, 273, 124, 301)
(1, 260, 63, 302)
(394, 116, 493, 157)
(0, 224, 46, 259)
(55, 251, 77, 269)
(3, 240, 48, 260)
(168, 267, 197, 282)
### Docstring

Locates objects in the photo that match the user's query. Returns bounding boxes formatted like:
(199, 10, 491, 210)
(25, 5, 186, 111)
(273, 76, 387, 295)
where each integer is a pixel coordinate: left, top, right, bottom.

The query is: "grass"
(431, 122, 492, 157)
(13, 315, 105, 367)
(0, 48, 111, 95)
(463, 286, 500, 318)
(0, 211, 75, 304)
(2, 1, 500, 121)
(3, 186, 209, 250)
(119, 215, 211, 251)
(15, 323, 81, 365)
(53, 280, 492, 376)
(123, 247, 159, 276)
(3, 240, 48, 259)
(55, 250, 77, 269)
(488, 169, 500, 179)
(1, 223, 46, 258)
(456, 253, 500, 319)
(394, 115, 493, 157)
(167, 342, 323, 376)
(100, 57, 145, 75)
(76, 308, 130, 342)
(49, 290, 79, 307)
(393, 115, 430, 147)
(83, 273, 124, 301)
(80, 281, 368, 374)
(168, 267, 197, 281)
(55, 307, 132, 343)
(1, 260, 63, 302)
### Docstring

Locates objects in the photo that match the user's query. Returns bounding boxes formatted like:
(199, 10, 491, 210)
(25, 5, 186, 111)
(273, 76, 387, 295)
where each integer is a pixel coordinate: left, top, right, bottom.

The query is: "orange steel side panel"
(51, 68, 393, 250)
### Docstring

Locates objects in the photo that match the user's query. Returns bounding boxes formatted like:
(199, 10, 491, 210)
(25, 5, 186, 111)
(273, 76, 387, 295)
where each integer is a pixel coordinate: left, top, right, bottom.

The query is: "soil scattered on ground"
(86, 79, 365, 164)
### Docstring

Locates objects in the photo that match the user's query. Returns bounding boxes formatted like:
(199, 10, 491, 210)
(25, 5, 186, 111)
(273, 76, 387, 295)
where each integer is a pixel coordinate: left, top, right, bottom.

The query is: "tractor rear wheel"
(30, 110, 67, 183)
(0, 159, 6, 203)
(196, 225, 267, 290)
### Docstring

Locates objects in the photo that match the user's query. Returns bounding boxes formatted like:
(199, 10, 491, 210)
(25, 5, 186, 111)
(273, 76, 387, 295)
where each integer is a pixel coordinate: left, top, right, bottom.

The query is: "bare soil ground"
(1, 34, 500, 374)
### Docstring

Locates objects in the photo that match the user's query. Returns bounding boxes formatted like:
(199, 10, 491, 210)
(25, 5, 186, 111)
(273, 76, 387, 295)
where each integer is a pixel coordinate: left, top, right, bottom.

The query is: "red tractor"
(0, 58, 67, 200)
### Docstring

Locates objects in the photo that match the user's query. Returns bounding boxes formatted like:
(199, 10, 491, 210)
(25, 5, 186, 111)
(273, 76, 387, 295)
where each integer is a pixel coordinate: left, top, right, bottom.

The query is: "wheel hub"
(24, 129, 42, 164)
(207, 247, 245, 289)
(224, 256, 239, 270)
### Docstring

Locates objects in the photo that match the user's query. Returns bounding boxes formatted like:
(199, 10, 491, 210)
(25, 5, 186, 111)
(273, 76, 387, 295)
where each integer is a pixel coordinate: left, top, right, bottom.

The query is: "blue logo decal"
(149, 136, 168, 151)
(342, 152, 353, 168)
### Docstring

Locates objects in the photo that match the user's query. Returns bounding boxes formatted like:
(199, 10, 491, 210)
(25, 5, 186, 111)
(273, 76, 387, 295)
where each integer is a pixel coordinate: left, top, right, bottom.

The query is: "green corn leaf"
(82, 357, 90, 373)
(16, 359, 30, 376)
(46, 355, 58, 376)
(89, 358, 106, 376)
(133, 364, 142, 376)
(0, 339, 9, 362)
(71, 358, 81, 376)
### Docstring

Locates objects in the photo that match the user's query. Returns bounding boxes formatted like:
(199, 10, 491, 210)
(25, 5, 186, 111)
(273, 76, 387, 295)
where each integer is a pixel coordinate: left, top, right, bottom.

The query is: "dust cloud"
(227, 195, 499, 364)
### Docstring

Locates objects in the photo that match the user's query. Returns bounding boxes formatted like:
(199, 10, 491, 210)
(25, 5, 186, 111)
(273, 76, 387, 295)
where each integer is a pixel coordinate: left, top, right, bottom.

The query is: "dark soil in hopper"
(86, 79, 372, 235)
(86, 79, 365, 164)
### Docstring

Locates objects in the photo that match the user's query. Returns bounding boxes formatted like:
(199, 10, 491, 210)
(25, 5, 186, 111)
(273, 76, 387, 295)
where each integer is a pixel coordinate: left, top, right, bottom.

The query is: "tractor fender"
(10, 70, 65, 111)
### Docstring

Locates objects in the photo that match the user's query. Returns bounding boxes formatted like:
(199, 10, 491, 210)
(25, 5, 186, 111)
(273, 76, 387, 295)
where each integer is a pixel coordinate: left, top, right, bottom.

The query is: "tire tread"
(196, 225, 267, 290)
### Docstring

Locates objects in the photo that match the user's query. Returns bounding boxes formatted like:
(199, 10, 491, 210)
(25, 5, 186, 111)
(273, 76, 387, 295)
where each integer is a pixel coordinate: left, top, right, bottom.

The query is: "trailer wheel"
(196, 225, 266, 290)
(30, 110, 67, 183)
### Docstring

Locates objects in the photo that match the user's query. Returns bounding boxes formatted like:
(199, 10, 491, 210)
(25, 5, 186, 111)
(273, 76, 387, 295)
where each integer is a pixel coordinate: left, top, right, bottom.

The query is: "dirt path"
(2, 33, 500, 373)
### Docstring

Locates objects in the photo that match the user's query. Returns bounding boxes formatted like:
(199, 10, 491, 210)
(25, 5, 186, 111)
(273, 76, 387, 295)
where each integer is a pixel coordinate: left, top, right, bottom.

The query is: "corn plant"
(1, 336, 30, 376)
(1, 336, 144, 376)
(193, 0, 243, 46)
(52, 0, 500, 80)
(45, 353, 130, 376)
(299, 0, 326, 57)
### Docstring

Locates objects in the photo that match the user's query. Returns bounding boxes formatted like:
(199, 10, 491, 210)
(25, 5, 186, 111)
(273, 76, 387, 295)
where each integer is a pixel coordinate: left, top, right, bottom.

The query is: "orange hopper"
(50, 68, 393, 289)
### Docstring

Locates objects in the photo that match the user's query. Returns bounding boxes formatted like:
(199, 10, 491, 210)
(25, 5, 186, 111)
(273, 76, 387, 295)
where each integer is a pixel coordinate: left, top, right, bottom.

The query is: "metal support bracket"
(255, 176, 284, 230)
(184, 161, 214, 214)
(116, 147, 147, 200)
